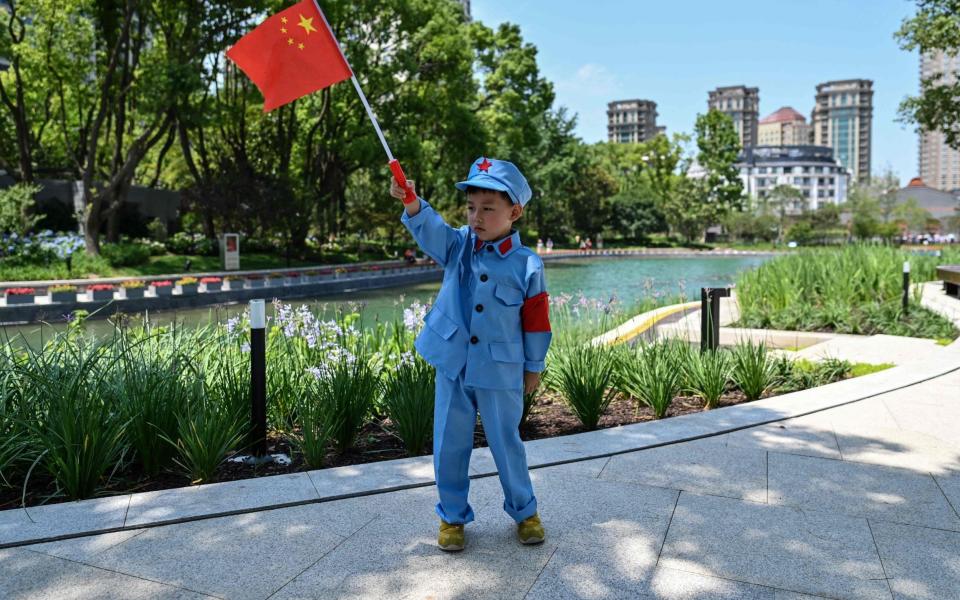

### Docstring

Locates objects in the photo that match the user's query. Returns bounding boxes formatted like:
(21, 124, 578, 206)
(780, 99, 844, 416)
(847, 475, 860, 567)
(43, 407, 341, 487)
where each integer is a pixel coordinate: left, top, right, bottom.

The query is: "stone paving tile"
(275, 473, 679, 599)
(932, 473, 960, 518)
(768, 452, 960, 531)
(800, 397, 900, 434)
(645, 566, 825, 599)
(31, 530, 146, 562)
(880, 395, 960, 449)
(835, 427, 960, 476)
(306, 454, 435, 498)
(124, 472, 318, 527)
(65, 503, 357, 600)
(598, 438, 768, 502)
(0, 547, 212, 599)
(0, 495, 130, 545)
(718, 416, 842, 459)
(870, 520, 960, 600)
(659, 492, 892, 600)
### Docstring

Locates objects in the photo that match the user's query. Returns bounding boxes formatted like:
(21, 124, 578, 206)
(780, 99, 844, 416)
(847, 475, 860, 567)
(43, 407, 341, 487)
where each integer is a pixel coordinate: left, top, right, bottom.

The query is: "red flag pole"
(311, 0, 417, 204)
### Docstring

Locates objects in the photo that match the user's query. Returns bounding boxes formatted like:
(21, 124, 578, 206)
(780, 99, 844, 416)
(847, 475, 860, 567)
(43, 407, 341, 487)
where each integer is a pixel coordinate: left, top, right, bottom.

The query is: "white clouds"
(556, 63, 619, 96)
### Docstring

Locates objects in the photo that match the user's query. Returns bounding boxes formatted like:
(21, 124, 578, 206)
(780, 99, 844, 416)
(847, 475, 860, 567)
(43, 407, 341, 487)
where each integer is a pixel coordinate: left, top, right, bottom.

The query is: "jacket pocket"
(489, 341, 524, 363)
(494, 282, 524, 306)
(424, 309, 458, 340)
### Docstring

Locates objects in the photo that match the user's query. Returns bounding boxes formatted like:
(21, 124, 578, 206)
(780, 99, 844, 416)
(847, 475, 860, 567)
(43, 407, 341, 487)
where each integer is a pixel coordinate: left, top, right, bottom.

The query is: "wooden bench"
(937, 265, 960, 298)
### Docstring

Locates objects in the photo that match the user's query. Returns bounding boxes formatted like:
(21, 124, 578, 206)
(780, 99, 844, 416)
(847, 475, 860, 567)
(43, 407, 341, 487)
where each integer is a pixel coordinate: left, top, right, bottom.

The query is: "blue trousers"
(433, 372, 538, 525)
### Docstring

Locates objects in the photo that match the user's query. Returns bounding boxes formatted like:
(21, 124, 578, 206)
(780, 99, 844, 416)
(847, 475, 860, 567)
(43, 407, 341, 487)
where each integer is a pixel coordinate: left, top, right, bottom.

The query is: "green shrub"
(731, 340, 778, 401)
(101, 242, 151, 267)
(548, 343, 617, 430)
(164, 393, 245, 484)
(313, 353, 380, 452)
(15, 340, 129, 500)
(381, 356, 435, 455)
(618, 340, 683, 419)
(684, 349, 732, 409)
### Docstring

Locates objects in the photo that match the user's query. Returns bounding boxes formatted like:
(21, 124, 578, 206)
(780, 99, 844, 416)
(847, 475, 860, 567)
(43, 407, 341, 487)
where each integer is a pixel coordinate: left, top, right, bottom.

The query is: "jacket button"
(470, 335, 479, 344)
(479, 274, 488, 282)
(486, 245, 493, 252)
(475, 304, 483, 312)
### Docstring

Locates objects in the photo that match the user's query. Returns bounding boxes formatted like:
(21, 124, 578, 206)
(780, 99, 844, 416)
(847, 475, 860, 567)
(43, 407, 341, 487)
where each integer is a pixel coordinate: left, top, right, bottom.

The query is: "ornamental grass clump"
(14, 339, 129, 500)
(684, 349, 732, 409)
(730, 339, 778, 401)
(547, 342, 617, 430)
(307, 347, 380, 453)
(618, 340, 684, 419)
(381, 353, 435, 455)
(104, 331, 194, 476)
(164, 389, 245, 484)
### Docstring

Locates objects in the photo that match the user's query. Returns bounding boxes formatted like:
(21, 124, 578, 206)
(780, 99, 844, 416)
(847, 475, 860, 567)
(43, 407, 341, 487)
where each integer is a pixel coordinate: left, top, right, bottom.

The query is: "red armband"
(521, 291, 551, 332)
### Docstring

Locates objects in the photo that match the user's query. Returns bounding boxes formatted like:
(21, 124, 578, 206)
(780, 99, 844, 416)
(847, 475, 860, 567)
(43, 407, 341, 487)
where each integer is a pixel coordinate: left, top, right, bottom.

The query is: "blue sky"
(471, 0, 922, 182)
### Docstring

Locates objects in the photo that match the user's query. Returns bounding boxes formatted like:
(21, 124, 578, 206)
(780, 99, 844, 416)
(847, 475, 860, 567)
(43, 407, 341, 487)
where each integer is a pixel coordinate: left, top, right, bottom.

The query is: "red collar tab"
(474, 237, 484, 251)
(497, 237, 513, 254)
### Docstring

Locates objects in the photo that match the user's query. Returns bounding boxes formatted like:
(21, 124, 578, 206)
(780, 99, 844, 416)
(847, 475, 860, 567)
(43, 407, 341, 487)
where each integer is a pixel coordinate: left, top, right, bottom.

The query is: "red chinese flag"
(226, 0, 352, 112)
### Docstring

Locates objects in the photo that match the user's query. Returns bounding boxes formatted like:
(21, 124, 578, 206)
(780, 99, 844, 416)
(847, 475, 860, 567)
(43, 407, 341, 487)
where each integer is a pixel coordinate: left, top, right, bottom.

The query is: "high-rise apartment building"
(812, 79, 873, 183)
(918, 51, 960, 191)
(707, 86, 759, 148)
(757, 107, 812, 146)
(607, 99, 662, 144)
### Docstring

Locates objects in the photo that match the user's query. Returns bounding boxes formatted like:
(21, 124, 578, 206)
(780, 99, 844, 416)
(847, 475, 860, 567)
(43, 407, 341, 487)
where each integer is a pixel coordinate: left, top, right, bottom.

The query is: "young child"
(390, 157, 552, 552)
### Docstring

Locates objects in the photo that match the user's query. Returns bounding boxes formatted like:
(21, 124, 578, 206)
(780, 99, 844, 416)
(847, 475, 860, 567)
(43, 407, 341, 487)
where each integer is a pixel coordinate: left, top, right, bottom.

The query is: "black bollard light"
(902, 261, 910, 315)
(700, 287, 731, 352)
(249, 299, 267, 457)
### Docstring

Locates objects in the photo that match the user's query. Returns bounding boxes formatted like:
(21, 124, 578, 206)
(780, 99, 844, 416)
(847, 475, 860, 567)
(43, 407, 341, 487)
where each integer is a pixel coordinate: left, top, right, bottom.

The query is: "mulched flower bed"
(0, 388, 772, 511)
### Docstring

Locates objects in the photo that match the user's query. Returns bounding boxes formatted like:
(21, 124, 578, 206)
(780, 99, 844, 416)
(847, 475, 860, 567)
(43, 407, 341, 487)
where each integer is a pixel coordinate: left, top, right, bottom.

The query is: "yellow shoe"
(517, 513, 545, 545)
(438, 519, 465, 552)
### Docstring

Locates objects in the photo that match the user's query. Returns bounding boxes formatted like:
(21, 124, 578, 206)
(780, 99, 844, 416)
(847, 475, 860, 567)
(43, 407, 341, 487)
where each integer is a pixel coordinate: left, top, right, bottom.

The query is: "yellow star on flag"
(298, 42, 305, 50)
(280, 16, 287, 24)
(287, 37, 294, 45)
(281, 26, 287, 33)
(298, 13, 317, 35)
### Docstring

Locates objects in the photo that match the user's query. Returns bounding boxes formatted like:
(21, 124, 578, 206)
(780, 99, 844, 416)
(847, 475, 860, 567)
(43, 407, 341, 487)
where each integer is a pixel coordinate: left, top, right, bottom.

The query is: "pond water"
(2, 255, 769, 345)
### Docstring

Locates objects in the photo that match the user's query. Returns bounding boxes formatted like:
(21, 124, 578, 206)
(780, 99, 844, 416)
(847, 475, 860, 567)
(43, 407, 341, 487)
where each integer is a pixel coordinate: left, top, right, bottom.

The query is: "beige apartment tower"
(607, 99, 662, 143)
(758, 107, 812, 146)
(707, 86, 759, 148)
(812, 79, 873, 183)
(918, 51, 960, 191)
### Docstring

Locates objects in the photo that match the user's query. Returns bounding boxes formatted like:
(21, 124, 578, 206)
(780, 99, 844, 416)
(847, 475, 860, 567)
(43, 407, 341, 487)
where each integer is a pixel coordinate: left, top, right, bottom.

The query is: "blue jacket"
(402, 200, 552, 390)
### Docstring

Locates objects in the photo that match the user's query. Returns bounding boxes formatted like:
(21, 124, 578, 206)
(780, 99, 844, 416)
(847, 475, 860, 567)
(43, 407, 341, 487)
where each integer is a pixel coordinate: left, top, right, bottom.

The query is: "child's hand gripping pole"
(389, 160, 417, 205)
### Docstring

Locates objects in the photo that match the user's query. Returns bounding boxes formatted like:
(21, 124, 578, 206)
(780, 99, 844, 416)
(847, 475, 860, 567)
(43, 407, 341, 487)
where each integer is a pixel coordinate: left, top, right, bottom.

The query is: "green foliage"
(736, 246, 960, 339)
(319, 354, 381, 453)
(896, 1, 960, 150)
(547, 343, 618, 430)
(730, 340, 778, 401)
(290, 383, 340, 469)
(165, 394, 245, 485)
(618, 340, 685, 419)
(100, 242, 152, 267)
(684, 349, 732, 409)
(14, 339, 129, 500)
(382, 356, 436, 456)
(0, 184, 43, 235)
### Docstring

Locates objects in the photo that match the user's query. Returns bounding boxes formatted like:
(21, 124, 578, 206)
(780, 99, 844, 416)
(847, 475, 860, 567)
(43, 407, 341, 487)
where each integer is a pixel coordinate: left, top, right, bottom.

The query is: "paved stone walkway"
(2, 363, 958, 599)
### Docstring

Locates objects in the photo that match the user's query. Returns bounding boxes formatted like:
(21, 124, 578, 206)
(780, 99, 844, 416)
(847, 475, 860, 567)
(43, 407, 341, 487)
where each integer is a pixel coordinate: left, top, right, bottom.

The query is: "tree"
(661, 111, 743, 243)
(893, 197, 933, 233)
(896, 1, 960, 150)
(767, 185, 806, 243)
(846, 184, 882, 240)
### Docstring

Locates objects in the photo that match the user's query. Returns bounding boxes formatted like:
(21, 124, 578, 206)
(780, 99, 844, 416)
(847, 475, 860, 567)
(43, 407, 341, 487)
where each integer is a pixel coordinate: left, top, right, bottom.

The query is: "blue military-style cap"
(454, 157, 532, 207)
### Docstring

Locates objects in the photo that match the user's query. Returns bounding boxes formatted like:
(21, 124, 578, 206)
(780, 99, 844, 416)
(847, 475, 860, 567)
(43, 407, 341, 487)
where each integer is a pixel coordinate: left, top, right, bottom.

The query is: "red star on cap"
(477, 158, 492, 172)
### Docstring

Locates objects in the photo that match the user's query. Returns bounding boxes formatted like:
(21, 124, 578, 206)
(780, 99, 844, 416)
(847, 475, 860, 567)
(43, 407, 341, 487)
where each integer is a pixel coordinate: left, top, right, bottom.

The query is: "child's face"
(467, 190, 522, 241)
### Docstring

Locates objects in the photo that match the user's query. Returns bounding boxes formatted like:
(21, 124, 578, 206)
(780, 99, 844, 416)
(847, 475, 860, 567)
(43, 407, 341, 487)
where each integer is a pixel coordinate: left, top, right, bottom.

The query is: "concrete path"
(2, 365, 958, 599)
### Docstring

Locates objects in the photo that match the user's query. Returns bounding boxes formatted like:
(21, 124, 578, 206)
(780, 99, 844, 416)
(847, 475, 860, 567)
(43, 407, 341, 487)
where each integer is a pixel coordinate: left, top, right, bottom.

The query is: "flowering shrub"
(176, 276, 199, 286)
(267, 272, 284, 279)
(49, 284, 78, 293)
(0, 231, 84, 264)
(334, 267, 347, 274)
(246, 274, 263, 280)
(5, 287, 36, 296)
(87, 284, 115, 292)
(286, 272, 300, 278)
(200, 276, 222, 284)
(120, 280, 145, 289)
(223, 275, 243, 281)
(151, 280, 173, 287)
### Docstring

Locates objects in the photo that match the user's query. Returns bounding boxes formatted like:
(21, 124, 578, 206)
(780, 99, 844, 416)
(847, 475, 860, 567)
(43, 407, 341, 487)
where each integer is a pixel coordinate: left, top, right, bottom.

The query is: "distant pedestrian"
(546, 238, 554, 253)
(536, 238, 544, 254)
